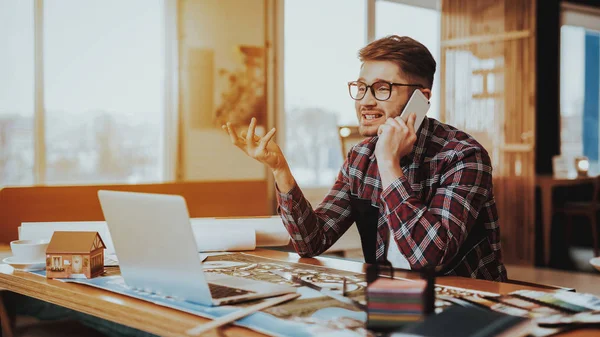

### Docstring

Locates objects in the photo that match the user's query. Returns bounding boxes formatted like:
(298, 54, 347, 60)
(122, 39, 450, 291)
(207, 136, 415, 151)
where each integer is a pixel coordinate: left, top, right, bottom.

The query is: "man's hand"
(375, 113, 417, 188)
(224, 117, 297, 193)
(375, 113, 417, 166)
(222, 117, 287, 172)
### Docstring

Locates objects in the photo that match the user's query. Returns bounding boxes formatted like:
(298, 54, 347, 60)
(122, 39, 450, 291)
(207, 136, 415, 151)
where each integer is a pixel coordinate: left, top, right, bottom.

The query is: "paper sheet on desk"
(103, 252, 222, 266)
(18, 221, 118, 266)
(19, 221, 116, 253)
(19, 216, 289, 255)
(19, 223, 256, 256)
(194, 227, 256, 252)
(190, 216, 290, 247)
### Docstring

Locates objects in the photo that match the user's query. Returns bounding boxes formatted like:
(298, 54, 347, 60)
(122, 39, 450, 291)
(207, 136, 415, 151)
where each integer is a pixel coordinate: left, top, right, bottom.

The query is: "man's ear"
(420, 88, 432, 100)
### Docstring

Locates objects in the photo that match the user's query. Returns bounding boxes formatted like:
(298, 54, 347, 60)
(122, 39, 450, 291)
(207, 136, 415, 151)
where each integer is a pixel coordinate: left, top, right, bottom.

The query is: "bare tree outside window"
(286, 107, 340, 186)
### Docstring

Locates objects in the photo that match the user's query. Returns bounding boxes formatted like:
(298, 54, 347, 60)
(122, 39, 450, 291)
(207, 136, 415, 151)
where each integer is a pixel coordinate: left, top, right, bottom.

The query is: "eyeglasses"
(348, 80, 423, 101)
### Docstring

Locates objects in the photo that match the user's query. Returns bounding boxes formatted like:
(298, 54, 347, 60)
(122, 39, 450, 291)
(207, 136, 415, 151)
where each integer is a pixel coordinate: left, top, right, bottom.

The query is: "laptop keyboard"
(208, 283, 253, 299)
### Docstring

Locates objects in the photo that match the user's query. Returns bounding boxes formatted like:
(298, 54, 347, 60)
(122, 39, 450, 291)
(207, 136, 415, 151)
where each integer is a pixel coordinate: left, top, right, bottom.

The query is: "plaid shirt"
(277, 117, 507, 281)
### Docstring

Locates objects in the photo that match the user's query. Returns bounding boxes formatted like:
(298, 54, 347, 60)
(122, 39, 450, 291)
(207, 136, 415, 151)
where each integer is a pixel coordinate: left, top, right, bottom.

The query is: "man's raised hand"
(222, 117, 286, 172)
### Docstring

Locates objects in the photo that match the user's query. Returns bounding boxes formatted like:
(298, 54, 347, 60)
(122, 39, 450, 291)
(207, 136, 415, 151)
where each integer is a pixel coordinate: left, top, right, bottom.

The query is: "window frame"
(562, 2, 600, 32)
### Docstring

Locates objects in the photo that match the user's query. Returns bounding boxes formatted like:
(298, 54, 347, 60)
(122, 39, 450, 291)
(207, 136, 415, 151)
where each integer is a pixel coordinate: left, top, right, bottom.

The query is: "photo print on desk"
(27, 253, 513, 337)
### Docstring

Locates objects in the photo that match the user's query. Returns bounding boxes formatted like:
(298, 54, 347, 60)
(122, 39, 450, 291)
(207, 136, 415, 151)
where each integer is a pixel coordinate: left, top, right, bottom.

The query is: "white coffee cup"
(10, 240, 49, 262)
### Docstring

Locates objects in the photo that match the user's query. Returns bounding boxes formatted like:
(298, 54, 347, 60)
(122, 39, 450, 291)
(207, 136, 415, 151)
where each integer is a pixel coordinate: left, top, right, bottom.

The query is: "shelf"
(472, 92, 504, 100)
(441, 30, 531, 48)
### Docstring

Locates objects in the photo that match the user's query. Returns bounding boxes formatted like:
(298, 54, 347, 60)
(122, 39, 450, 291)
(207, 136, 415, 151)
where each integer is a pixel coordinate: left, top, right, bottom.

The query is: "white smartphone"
(400, 89, 430, 131)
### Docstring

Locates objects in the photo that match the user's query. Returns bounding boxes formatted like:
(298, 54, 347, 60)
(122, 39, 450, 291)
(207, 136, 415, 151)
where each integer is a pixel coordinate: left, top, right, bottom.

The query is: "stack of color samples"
(366, 278, 427, 330)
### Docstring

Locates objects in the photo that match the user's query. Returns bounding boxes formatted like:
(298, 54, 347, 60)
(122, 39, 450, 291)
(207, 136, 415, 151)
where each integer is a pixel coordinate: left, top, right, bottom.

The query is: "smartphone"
(400, 89, 430, 131)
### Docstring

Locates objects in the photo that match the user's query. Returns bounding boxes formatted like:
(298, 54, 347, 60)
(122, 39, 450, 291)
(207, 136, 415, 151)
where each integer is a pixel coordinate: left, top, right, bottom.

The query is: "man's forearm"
(272, 164, 297, 193)
(275, 159, 355, 258)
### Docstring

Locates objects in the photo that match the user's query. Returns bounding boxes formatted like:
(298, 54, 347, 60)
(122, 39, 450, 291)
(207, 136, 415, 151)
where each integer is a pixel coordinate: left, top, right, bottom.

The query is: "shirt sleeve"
(381, 146, 493, 269)
(276, 159, 355, 257)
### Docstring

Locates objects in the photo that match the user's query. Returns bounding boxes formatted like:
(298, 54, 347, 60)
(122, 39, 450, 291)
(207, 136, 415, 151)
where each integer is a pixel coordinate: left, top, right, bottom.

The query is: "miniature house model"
(46, 231, 106, 279)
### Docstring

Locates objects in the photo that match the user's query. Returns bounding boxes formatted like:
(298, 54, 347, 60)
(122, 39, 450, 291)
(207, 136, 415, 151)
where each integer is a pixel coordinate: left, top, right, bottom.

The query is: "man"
(224, 35, 507, 281)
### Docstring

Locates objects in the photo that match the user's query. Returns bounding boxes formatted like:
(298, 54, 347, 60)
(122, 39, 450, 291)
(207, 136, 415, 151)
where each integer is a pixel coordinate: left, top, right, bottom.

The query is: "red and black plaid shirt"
(277, 117, 507, 281)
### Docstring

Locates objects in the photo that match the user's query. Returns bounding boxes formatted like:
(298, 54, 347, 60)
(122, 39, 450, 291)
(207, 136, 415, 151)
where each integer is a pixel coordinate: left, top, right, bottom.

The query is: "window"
(283, 0, 441, 189)
(0, 0, 35, 186)
(283, 0, 365, 188)
(51, 256, 62, 270)
(0, 0, 171, 187)
(560, 4, 600, 175)
(375, 0, 441, 121)
(560, 25, 586, 168)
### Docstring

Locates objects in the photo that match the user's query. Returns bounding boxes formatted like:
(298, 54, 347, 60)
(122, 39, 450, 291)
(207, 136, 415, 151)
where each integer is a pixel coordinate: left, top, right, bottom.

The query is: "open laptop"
(97, 190, 296, 306)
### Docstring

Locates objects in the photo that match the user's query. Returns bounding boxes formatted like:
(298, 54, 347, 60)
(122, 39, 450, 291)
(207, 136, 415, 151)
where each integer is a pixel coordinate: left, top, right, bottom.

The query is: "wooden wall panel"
(0, 181, 269, 244)
(441, 0, 536, 264)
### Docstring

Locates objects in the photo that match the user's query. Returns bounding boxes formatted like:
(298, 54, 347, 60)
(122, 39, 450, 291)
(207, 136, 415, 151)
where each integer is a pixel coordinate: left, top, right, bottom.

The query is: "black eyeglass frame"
(348, 80, 424, 101)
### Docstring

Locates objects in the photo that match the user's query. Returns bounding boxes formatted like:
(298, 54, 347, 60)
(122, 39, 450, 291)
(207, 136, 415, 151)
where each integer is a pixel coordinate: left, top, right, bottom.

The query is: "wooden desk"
(0, 249, 598, 337)
(536, 174, 597, 266)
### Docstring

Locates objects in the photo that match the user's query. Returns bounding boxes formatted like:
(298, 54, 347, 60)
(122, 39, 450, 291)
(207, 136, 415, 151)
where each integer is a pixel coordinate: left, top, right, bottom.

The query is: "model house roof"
(46, 231, 106, 254)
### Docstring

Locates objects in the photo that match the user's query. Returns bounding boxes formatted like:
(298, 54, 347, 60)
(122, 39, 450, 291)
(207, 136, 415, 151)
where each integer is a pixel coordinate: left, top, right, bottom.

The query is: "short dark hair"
(358, 35, 436, 89)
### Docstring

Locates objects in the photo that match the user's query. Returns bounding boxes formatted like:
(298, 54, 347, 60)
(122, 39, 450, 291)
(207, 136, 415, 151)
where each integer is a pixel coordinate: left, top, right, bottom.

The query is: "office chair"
(338, 126, 363, 158)
(554, 175, 600, 258)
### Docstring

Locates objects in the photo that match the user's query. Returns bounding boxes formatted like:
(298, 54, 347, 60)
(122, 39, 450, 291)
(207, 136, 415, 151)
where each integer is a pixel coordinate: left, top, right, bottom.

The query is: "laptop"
(97, 190, 296, 306)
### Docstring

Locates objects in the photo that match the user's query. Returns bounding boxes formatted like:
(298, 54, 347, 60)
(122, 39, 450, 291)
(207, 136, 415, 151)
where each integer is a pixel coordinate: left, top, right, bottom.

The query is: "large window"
(0, 1, 35, 186)
(560, 25, 586, 168)
(560, 4, 600, 176)
(284, 0, 365, 188)
(376, 1, 440, 121)
(0, 0, 169, 186)
(283, 0, 440, 189)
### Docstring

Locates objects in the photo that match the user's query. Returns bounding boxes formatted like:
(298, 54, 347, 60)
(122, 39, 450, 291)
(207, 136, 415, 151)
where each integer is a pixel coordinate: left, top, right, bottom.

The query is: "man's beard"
(357, 103, 407, 137)
(393, 102, 407, 120)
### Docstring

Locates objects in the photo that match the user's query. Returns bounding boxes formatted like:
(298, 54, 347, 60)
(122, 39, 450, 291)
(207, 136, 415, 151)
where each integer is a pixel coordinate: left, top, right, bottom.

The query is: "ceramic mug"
(10, 240, 49, 262)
